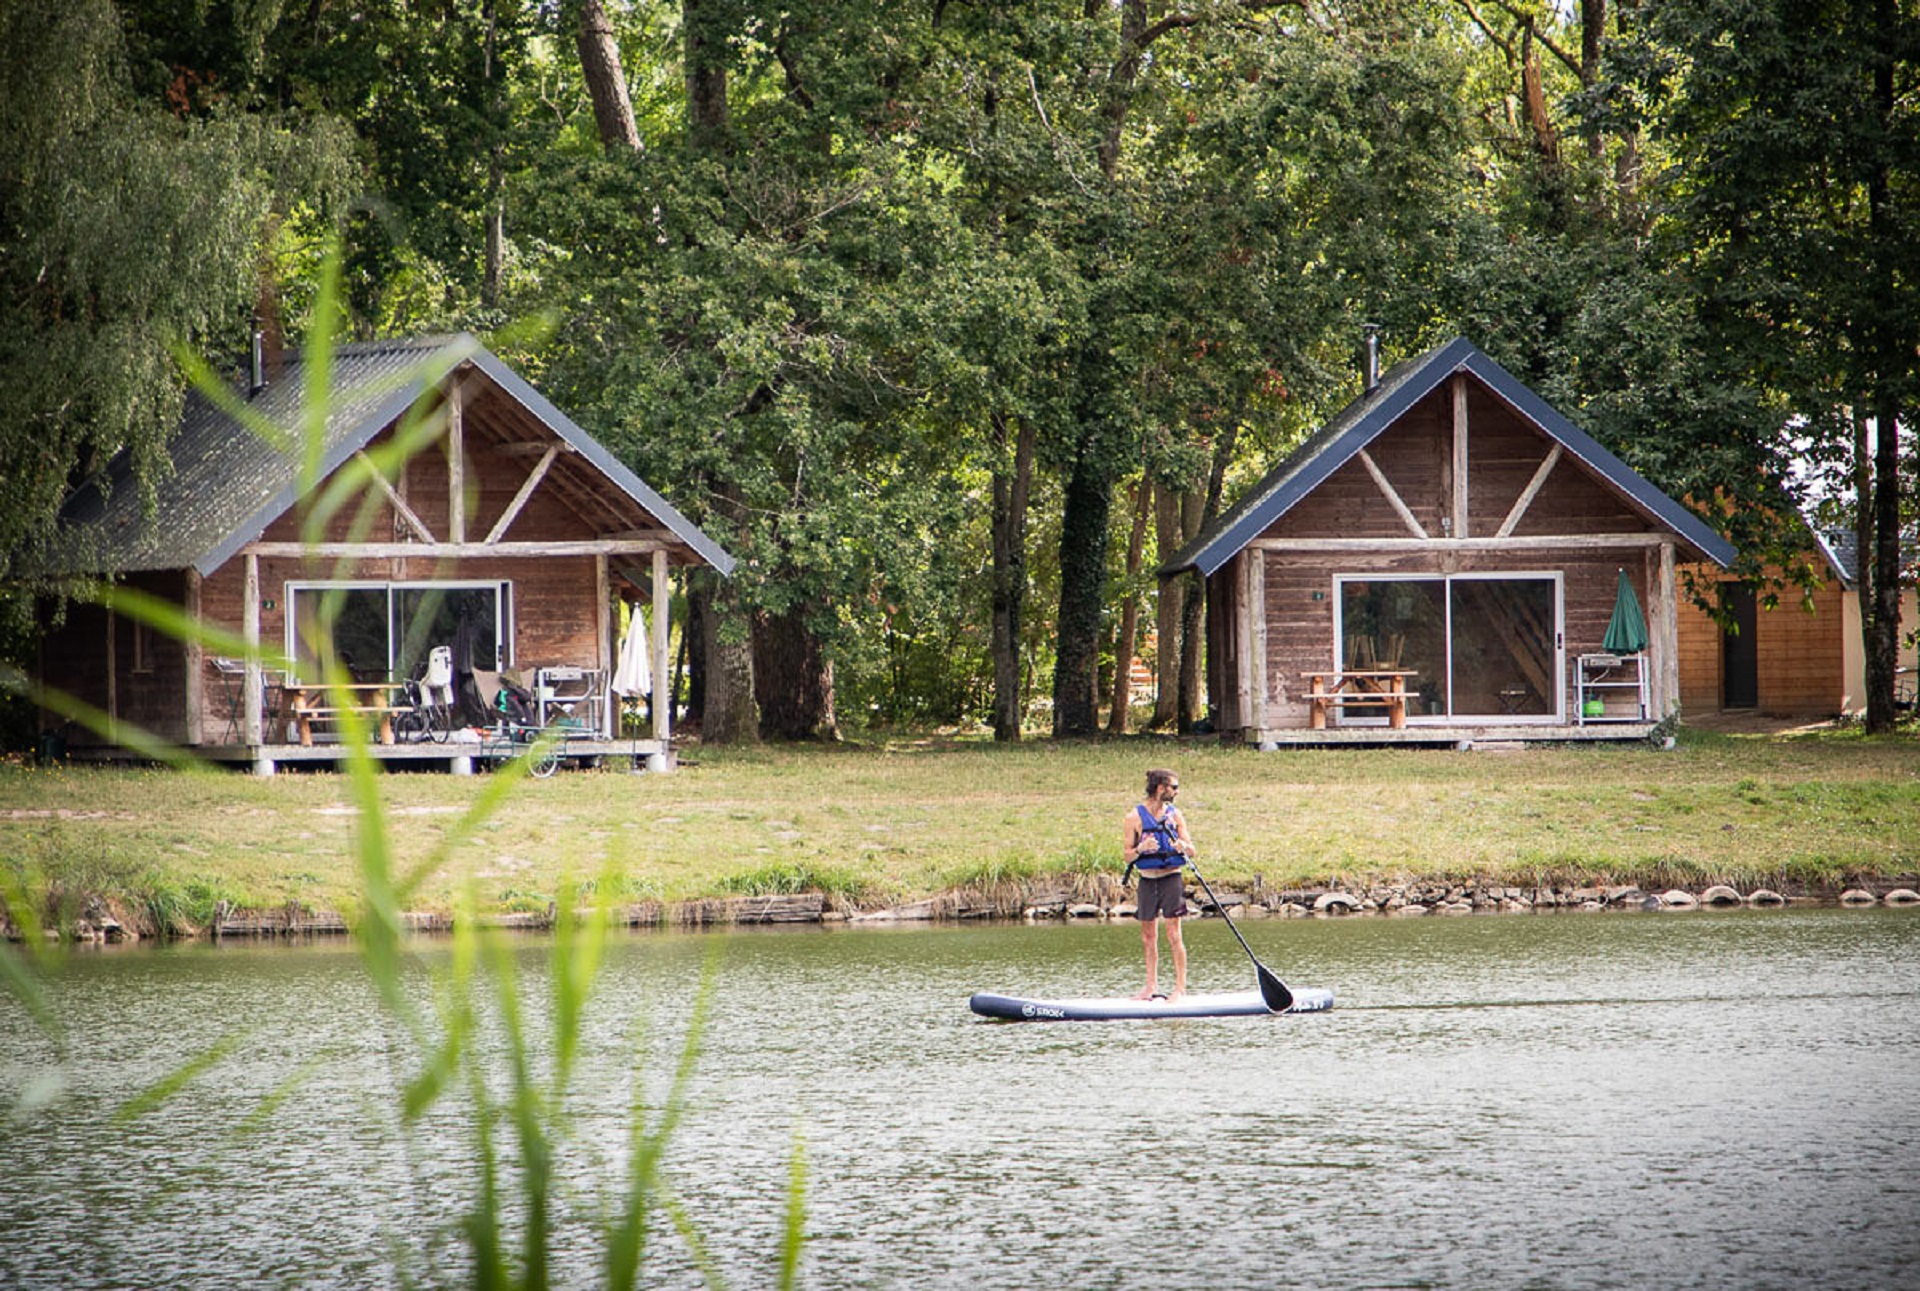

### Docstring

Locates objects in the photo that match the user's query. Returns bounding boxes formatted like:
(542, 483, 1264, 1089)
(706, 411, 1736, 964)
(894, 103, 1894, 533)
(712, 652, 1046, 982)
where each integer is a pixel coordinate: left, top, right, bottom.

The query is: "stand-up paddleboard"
(969, 985, 1334, 1022)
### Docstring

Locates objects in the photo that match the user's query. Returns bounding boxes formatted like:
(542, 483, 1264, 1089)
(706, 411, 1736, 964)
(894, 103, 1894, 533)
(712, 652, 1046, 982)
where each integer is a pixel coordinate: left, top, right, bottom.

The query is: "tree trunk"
(753, 605, 840, 740)
(1151, 482, 1182, 729)
(577, 0, 641, 153)
(1176, 487, 1205, 732)
(1863, 20, 1904, 736)
(481, 1, 506, 307)
(1052, 450, 1113, 737)
(683, 576, 708, 728)
(685, 0, 729, 150)
(1106, 478, 1151, 734)
(991, 412, 1036, 741)
(1096, 0, 1149, 178)
(1863, 401, 1901, 735)
(700, 573, 758, 743)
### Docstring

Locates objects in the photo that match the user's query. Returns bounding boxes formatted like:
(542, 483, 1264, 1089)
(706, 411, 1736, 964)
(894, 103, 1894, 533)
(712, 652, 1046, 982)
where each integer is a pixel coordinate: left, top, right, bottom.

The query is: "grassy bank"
(3, 725, 1916, 934)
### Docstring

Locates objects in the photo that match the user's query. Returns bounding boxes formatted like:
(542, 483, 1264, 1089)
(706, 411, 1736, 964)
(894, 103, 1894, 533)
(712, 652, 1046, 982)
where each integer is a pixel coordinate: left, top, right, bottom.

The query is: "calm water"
(3, 908, 1918, 1289)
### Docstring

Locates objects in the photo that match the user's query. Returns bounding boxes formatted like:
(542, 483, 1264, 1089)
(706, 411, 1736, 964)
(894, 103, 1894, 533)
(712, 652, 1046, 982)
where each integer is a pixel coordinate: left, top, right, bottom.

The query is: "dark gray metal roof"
(49, 334, 734, 578)
(1167, 336, 1738, 576)
(1813, 527, 1856, 588)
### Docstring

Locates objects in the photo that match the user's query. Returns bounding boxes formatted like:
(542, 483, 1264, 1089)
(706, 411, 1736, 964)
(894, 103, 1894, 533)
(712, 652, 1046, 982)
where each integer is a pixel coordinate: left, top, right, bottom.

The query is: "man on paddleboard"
(1123, 768, 1194, 1000)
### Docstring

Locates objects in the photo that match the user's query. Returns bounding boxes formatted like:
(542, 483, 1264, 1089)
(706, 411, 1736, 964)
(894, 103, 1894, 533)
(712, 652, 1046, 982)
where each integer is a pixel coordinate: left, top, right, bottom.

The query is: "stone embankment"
(20, 880, 1920, 944)
(1004, 880, 1920, 921)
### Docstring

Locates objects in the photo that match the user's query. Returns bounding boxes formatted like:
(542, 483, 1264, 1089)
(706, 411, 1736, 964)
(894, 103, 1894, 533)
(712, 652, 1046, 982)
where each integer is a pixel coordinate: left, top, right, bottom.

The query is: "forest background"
(2, 0, 1915, 745)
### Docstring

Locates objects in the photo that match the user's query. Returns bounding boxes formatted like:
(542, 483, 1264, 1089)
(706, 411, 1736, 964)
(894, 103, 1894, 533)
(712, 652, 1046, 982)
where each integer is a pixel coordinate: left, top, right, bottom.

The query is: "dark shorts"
(1135, 872, 1186, 921)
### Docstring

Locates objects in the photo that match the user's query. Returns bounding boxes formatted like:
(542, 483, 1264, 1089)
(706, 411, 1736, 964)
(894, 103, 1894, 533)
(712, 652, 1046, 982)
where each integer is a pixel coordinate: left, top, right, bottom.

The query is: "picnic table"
(1302, 669, 1418, 730)
(282, 681, 405, 747)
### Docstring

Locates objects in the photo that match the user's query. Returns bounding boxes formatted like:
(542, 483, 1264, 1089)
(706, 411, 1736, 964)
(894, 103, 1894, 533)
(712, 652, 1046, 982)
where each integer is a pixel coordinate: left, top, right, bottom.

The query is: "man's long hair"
(1145, 768, 1176, 798)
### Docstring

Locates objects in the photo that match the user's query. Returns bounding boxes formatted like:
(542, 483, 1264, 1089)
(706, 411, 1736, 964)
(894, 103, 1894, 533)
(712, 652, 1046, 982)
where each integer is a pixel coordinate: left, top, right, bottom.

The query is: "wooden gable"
(1169, 337, 1738, 743)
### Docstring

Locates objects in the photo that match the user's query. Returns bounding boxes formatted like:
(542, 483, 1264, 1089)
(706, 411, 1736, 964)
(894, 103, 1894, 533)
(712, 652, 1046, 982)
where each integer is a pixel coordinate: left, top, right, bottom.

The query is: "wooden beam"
(1356, 448, 1429, 539)
(1451, 375, 1470, 538)
(1495, 444, 1564, 538)
(243, 539, 678, 559)
(496, 440, 578, 458)
(1250, 532, 1672, 555)
(448, 380, 465, 544)
(355, 449, 436, 544)
(484, 443, 560, 544)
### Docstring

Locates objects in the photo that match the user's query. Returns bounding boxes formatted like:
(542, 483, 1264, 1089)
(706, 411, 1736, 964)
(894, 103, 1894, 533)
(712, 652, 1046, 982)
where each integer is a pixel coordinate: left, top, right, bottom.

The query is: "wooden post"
(652, 549, 671, 755)
(1654, 542, 1678, 718)
(1247, 553, 1268, 735)
(1451, 374, 1470, 538)
(105, 603, 117, 745)
(185, 569, 204, 746)
(447, 379, 465, 544)
(595, 553, 612, 736)
(244, 554, 262, 744)
(1309, 674, 1328, 730)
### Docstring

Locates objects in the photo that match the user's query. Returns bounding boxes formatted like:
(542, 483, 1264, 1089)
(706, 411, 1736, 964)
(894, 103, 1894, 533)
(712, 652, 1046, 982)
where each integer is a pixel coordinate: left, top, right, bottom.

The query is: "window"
(1336, 574, 1562, 721)
(286, 580, 512, 683)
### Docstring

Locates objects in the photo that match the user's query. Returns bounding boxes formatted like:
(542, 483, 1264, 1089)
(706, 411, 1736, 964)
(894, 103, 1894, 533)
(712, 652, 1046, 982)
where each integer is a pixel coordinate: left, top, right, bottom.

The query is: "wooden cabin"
(36, 335, 733, 773)
(1167, 337, 1736, 745)
(1678, 528, 1919, 719)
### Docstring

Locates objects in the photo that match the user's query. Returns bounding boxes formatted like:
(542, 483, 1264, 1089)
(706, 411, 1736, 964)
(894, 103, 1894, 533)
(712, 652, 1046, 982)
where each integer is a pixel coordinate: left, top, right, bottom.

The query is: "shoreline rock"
(13, 875, 1920, 944)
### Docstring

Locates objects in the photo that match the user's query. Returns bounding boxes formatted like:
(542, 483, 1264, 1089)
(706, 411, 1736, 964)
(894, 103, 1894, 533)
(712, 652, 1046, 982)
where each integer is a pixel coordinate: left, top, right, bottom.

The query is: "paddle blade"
(1256, 964, 1294, 1014)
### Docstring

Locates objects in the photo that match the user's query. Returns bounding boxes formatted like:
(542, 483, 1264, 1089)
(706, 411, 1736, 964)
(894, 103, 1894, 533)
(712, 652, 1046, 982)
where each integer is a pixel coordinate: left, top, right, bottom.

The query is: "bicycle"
(393, 678, 453, 743)
(394, 646, 457, 744)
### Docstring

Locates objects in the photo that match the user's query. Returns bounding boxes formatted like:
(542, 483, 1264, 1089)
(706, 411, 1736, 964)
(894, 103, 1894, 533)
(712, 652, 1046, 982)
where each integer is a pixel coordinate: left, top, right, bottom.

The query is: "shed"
(1167, 336, 1736, 744)
(1678, 527, 1919, 719)
(35, 334, 733, 773)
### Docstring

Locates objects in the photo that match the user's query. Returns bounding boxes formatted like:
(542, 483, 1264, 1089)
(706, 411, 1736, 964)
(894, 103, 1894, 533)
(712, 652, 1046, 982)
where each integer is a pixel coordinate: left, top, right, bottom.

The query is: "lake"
(3, 907, 1917, 1289)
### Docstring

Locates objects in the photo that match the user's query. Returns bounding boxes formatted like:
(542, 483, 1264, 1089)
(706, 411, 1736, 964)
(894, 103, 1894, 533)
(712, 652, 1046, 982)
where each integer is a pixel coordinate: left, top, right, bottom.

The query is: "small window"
(131, 617, 154, 675)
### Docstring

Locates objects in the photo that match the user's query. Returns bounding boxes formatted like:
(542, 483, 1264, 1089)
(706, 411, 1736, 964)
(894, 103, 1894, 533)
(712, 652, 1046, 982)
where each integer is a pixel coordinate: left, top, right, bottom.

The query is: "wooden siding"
(1675, 570, 1849, 716)
(1463, 390, 1557, 537)
(52, 397, 651, 745)
(1253, 547, 1658, 728)
(1227, 372, 1683, 736)
(40, 570, 196, 748)
(183, 417, 621, 740)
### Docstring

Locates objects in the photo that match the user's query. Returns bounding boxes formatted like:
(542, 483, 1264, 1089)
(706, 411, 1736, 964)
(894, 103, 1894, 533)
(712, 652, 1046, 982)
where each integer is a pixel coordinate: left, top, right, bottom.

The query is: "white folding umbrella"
(612, 605, 652, 697)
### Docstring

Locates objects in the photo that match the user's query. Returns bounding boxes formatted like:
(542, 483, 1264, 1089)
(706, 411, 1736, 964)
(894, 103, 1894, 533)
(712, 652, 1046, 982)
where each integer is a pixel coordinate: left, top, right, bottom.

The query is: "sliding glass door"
(1336, 574, 1561, 722)
(287, 581, 512, 683)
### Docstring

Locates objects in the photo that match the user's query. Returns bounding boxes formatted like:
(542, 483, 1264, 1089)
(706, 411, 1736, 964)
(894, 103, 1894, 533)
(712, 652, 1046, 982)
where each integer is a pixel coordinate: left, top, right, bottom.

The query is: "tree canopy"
(4, 0, 1913, 737)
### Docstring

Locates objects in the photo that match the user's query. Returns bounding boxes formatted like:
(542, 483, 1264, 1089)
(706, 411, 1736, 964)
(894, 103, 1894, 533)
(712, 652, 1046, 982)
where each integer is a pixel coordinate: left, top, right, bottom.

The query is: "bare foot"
(1165, 989, 1186, 1003)
(1133, 986, 1157, 1000)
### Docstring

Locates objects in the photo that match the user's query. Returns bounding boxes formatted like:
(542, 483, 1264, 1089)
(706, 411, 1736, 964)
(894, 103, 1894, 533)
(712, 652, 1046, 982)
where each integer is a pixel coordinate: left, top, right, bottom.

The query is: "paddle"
(1184, 860, 1294, 1013)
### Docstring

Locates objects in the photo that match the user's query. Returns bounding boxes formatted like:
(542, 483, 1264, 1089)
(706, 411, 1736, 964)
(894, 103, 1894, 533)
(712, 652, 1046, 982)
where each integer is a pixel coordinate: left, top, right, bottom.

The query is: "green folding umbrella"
(1603, 568, 1649, 654)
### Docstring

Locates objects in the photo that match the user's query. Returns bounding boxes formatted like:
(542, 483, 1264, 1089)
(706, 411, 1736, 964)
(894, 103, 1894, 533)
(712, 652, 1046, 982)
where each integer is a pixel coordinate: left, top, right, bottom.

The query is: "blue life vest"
(1134, 803, 1186, 869)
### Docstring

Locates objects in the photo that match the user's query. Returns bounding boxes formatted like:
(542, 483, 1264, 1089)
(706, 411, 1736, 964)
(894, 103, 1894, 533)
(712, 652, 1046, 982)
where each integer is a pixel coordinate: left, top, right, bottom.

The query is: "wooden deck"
(1248, 722, 1659, 748)
(70, 737, 673, 775)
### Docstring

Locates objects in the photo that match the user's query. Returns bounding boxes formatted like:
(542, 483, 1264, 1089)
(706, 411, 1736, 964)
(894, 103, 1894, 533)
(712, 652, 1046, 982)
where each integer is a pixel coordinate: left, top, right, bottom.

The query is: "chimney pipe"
(1362, 323, 1381, 394)
(249, 328, 266, 397)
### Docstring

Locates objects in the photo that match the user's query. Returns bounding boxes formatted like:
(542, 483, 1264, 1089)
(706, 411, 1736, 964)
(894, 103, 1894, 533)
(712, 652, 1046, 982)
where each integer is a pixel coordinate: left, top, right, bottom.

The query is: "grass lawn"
(2, 725, 1916, 930)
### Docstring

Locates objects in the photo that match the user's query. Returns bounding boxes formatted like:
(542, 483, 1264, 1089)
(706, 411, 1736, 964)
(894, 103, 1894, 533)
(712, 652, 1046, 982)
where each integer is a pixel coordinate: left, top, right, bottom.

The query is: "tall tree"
(1624, 0, 1919, 732)
(0, 0, 352, 590)
(576, 0, 641, 152)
